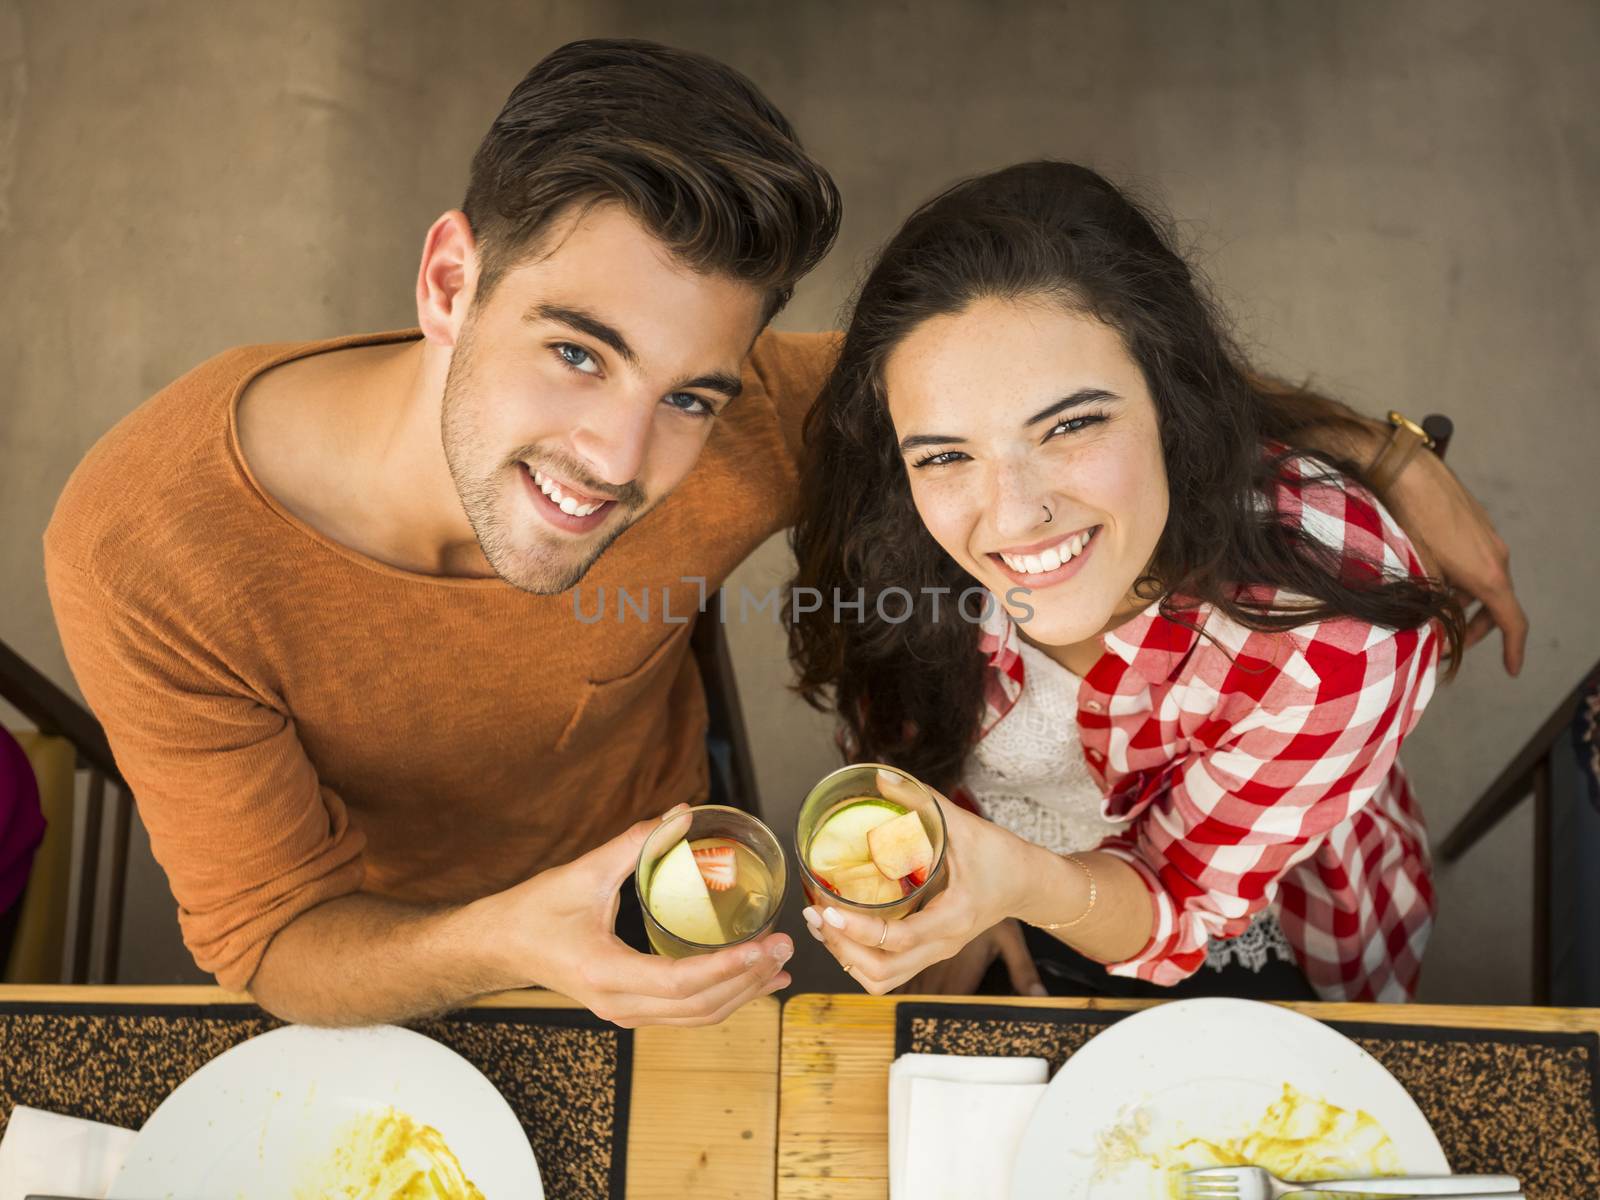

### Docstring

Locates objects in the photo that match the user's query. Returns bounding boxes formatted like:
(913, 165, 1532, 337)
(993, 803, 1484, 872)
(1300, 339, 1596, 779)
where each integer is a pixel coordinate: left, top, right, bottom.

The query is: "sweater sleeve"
(43, 549, 365, 991)
(745, 329, 842, 469)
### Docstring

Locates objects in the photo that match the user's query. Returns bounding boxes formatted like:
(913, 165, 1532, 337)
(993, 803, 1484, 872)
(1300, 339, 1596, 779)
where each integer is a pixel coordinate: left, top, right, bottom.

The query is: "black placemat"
(0, 1000, 631, 1199)
(896, 1001, 1600, 1199)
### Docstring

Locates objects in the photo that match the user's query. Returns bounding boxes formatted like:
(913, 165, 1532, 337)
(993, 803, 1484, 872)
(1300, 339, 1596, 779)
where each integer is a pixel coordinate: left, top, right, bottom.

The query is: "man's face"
(442, 203, 768, 594)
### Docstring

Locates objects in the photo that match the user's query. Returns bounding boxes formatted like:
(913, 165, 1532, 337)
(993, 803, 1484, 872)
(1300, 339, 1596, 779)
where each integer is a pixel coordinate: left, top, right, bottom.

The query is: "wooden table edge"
(779, 990, 1600, 1033)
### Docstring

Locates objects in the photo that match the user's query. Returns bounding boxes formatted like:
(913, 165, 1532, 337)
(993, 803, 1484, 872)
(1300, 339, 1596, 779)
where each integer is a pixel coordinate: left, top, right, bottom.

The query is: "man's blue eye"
(557, 344, 592, 368)
(666, 393, 712, 417)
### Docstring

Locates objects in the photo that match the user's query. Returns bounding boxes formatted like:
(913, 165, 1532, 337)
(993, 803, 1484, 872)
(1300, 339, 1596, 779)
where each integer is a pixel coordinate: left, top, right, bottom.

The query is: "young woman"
(786, 161, 1462, 1003)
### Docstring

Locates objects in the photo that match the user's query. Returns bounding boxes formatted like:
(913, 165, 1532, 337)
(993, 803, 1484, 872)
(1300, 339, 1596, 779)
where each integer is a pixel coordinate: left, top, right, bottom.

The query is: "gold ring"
(877, 919, 890, 948)
(841, 962, 855, 975)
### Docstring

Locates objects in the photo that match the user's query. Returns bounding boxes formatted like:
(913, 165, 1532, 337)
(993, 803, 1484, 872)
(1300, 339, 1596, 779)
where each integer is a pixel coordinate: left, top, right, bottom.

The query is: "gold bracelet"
(1032, 854, 1097, 931)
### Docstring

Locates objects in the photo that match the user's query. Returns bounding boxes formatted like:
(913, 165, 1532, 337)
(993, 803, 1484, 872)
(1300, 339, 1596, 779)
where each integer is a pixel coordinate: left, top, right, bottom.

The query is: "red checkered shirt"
(974, 457, 1441, 1002)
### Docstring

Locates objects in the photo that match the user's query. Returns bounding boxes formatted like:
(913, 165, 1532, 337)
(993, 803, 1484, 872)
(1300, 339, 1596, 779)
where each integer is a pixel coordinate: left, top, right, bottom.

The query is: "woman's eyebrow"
(1024, 388, 1121, 428)
(897, 388, 1122, 453)
(898, 431, 966, 453)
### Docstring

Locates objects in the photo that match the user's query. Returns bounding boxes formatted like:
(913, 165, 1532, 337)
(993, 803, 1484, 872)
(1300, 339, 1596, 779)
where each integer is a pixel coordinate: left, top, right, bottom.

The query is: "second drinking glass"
(793, 763, 949, 921)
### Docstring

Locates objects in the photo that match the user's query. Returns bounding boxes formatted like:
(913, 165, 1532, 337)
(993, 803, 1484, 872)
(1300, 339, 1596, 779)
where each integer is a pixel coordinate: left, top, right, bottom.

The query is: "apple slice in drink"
(807, 798, 905, 879)
(647, 837, 726, 945)
(867, 811, 934, 884)
(831, 862, 904, 906)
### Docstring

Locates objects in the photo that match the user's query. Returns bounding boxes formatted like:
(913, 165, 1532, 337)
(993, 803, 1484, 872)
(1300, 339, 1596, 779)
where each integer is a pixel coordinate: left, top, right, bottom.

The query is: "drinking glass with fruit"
(794, 763, 948, 920)
(635, 805, 788, 958)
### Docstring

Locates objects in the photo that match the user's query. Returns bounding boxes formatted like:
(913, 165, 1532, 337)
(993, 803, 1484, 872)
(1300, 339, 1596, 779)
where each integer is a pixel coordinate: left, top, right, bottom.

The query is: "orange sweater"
(44, 328, 836, 989)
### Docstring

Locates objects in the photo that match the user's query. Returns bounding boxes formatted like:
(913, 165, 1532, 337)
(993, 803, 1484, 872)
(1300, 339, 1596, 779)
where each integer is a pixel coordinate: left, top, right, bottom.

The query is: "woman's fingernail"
(802, 907, 821, 928)
(772, 941, 793, 962)
(743, 947, 763, 967)
(877, 768, 904, 787)
(823, 907, 846, 929)
(807, 924, 824, 941)
(1028, 983, 1048, 997)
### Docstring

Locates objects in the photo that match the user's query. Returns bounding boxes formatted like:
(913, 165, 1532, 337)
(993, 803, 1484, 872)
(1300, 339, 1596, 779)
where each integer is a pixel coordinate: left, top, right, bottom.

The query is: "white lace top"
(961, 636, 1294, 974)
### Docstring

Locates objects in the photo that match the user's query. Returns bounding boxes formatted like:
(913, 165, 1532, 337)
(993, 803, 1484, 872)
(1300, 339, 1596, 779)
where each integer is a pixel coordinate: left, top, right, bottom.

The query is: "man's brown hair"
(463, 38, 841, 318)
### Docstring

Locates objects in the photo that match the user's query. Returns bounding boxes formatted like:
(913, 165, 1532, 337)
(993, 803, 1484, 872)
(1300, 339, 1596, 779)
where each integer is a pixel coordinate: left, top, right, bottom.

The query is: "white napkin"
(889, 1053, 1049, 1200)
(0, 1106, 136, 1200)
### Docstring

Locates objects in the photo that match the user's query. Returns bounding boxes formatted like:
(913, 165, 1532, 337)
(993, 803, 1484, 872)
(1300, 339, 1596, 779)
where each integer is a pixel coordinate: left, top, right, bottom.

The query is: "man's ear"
(416, 210, 479, 346)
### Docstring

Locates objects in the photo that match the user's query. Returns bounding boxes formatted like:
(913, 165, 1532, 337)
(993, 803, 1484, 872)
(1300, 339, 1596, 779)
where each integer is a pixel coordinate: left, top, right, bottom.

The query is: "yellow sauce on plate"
(1093, 1083, 1400, 1196)
(1164, 1083, 1400, 1189)
(294, 1106, 486, 1200)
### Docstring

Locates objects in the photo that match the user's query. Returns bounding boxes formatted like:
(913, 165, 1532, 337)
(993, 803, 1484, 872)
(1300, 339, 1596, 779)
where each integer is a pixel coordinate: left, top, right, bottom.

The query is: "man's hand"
(1382, 449, 1528, 675)
(248, 805, 791, 1028)
(483, 806, 793, 1028)
(1253, 380, 1527, 676)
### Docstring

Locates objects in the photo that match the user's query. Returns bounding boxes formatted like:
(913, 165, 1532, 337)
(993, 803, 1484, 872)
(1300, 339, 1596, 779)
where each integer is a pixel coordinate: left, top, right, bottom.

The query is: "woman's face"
(883, 296, 1169, 649)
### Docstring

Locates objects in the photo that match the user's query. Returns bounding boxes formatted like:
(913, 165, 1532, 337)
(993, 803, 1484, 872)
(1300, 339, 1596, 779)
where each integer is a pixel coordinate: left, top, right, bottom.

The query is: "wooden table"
(777, 992, 1600, 1200)
(0, 984, 781, 1200)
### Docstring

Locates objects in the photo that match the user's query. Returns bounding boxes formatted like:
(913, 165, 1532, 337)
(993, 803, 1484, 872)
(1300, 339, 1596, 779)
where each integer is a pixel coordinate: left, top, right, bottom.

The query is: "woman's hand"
(801, 770, 1045, 995)
(896, 919, 1046, 996)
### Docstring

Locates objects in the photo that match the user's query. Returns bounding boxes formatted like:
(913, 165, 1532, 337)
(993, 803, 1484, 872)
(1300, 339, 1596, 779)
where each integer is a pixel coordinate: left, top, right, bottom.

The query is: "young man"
(44, 40, 1524, 1028)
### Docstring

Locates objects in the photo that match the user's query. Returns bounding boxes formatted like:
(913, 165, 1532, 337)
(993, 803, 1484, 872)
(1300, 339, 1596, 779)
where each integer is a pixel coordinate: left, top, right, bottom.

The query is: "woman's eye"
(1047, 413, 1103, 440)
(912, 450, 969, 469)
(664, 392, 713, 418)
(554, 343, 600, 375)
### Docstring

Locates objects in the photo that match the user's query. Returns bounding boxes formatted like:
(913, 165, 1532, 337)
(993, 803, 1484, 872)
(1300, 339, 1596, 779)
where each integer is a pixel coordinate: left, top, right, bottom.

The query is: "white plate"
(109, 1024, 542, 1199)
(1009, 998, 1448, 1198)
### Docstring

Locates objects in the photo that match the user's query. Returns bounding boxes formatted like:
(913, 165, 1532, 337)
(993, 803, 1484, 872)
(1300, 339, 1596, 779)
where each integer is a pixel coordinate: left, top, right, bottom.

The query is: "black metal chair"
(0, 637, 132, 984)
(1439, 658, 1600, 1004)
(690, 613, 764, 820)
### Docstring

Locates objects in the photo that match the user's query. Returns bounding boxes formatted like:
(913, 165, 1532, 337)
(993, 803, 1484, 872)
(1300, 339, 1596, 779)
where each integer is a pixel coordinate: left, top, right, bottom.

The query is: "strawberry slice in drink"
(899, 867, 930, 897)
(692, 843, 737, 891)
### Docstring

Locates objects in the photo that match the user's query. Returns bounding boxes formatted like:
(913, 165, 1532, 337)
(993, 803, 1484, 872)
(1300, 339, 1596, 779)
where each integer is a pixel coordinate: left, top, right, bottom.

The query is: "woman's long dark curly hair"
(785, 161, 1462, 793)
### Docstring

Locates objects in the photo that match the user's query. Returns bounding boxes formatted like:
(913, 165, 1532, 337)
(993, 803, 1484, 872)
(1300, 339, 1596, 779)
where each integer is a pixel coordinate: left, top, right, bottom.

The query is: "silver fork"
(1181, 1166, 1523, 1200)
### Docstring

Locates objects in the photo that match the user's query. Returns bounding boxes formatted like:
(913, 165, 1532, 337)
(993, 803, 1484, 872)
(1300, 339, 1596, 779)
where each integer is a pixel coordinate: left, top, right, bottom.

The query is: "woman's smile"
(986, 524, 1102, 590)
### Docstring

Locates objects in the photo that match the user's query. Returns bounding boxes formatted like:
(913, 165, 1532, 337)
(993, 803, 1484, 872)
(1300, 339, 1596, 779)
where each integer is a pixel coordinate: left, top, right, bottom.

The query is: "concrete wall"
(2, 0, 1595, 999)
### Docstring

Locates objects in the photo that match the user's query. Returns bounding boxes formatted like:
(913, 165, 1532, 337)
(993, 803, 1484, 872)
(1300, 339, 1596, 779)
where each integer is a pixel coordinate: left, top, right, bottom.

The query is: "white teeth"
(999, 529, 1097, 576)
(531, 466, 603, 518)
(535, 471, 565, 502)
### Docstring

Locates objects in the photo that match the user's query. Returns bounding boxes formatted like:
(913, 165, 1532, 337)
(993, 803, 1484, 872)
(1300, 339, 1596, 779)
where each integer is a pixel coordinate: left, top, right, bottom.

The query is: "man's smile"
(519, 462, 615, 532)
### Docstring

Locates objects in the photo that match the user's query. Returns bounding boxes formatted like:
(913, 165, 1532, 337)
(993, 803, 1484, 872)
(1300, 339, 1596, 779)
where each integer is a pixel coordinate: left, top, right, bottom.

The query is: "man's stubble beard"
(440, 318, 641, 596)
